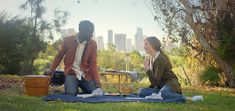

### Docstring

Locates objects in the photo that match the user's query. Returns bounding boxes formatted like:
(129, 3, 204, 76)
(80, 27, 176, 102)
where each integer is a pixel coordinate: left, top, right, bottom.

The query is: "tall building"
(126, 38, 132, 52)
(61, 28, 76, 38)
(97, 36, 104, 50)
(108, 30, 113, 44)
(68, 28, 76, 36)
(134, 27, 144, 51)
(115, 34, 126, 52)
(61, 29, 68, 38)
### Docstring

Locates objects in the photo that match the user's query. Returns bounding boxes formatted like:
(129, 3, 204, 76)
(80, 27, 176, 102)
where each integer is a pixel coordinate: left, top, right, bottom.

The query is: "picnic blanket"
(43, 94, 185, 103)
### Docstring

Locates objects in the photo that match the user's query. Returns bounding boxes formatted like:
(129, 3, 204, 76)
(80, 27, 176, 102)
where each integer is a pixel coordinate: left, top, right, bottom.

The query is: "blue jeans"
(64, 75, 97, 95)
(138, 85, 183, 99)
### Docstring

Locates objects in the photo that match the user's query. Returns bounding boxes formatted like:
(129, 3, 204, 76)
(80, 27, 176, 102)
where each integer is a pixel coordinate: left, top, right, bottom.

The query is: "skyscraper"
(61, 29, 68, 38)
(108, 30, 113, 44)
(68, 28, 76, 36)
(126, 38, 133, 52)
(134, 27, 144, 51)
(61, 28, 76, 38)
(114, 34, 126, 52)
(97, 36, 104, 50)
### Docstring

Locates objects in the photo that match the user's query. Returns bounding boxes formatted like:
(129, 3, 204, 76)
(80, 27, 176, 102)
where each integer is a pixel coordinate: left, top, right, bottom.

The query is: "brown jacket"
(49, 35, 100, 86)
(146, 53, 182, 94)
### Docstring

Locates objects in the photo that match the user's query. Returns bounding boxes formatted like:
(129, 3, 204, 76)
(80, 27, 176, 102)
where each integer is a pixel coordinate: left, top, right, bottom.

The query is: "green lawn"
(0, 87, 235, 111)
(0, 75, 235, 111)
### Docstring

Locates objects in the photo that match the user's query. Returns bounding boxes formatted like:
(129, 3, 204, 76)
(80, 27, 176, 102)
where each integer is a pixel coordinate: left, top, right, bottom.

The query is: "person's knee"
(64, 75, 78, 95)
(159, 85, 171, 92)
(65, 83, 78, 95)
(158, 89, 183, 99)
(80, 79, 97, 94)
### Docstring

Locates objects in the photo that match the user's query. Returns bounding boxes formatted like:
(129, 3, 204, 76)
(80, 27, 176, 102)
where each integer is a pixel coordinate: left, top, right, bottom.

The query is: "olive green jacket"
(146, 53, 182, 94)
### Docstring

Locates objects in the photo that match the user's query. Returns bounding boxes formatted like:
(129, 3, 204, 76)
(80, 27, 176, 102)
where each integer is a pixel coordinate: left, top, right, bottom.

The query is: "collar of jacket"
(72, 34, 89, 59)
(151, 51, 160, 63)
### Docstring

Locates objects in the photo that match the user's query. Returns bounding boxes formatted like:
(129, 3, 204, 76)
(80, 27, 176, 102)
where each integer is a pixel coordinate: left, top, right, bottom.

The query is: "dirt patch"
(0, 75, 24, 91)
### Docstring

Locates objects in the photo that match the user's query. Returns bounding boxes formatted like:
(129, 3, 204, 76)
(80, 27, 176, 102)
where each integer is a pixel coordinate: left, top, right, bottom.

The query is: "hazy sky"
(0, 0, 164, 43)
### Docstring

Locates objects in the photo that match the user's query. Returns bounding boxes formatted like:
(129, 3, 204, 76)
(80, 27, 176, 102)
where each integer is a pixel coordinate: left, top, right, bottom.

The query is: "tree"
(19, 0, 69, 74)
(97, 43, 125, 70)
(97, 43, 144, 72)
(0, 12, 34, 74)
(151, 0, 235, 87)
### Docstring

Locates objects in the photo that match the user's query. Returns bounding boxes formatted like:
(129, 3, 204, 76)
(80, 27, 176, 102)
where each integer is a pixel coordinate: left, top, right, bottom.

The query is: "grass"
(0, 93, 235, 111)
(0, 75, 235, 111)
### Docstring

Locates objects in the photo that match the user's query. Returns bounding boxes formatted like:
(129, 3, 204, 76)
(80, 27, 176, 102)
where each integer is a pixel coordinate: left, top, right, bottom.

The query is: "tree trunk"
(20, 57, 34, 75)
(180, 0, 235, 87)
(215, 0, 227, 11)
(180, 64, 192, 85)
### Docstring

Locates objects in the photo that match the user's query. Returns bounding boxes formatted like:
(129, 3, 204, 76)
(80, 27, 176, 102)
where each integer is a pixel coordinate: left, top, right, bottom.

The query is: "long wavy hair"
(145, 36, 170, 62)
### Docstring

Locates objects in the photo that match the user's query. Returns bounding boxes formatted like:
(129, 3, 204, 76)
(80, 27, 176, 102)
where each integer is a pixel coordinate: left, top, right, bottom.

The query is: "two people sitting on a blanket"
(47, 19, 203, 101)
(139, 36, 203, 101)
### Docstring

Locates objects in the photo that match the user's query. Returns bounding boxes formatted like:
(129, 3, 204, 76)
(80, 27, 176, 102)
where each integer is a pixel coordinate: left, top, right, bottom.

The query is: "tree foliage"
(0, 0, 68, 75)
(19, 0, 69, 74)
(0, 12, 35, 74)
(97, 43, 144, 72)
(151, 0, 235, 87)
(32, 39, 63, 74)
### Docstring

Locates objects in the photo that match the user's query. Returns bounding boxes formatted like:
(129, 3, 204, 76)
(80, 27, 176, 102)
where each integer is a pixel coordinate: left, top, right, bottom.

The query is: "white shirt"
(149, 51, 160, 70)
(72, 37, 86, 80)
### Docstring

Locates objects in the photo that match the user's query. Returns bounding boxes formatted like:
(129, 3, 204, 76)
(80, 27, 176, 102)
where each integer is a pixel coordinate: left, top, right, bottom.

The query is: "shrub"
(200, 67, 220, 86)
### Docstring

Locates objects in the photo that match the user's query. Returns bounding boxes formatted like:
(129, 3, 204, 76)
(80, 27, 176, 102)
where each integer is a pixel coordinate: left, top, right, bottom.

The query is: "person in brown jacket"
(139, 36, 203, 101)
(48, 20, 101, 95)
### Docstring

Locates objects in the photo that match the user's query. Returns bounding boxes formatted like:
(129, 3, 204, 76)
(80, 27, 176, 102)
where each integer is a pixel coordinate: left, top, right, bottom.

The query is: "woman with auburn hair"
(139, 36, 203, 101)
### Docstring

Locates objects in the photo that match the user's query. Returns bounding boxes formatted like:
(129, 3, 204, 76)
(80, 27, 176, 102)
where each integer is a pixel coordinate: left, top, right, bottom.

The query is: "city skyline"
(59, 26, 161, 47)
(61, 27, 146, 51)
(0, 0, 165, 43)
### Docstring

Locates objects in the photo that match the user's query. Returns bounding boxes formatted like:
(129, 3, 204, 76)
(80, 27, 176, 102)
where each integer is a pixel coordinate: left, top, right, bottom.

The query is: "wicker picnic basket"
(24, 75, 50, 96)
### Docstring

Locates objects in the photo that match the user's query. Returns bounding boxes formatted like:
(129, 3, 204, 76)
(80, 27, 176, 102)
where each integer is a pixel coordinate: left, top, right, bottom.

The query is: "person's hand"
(45, 71, 53, 77)
(144, 58, 150, 71)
